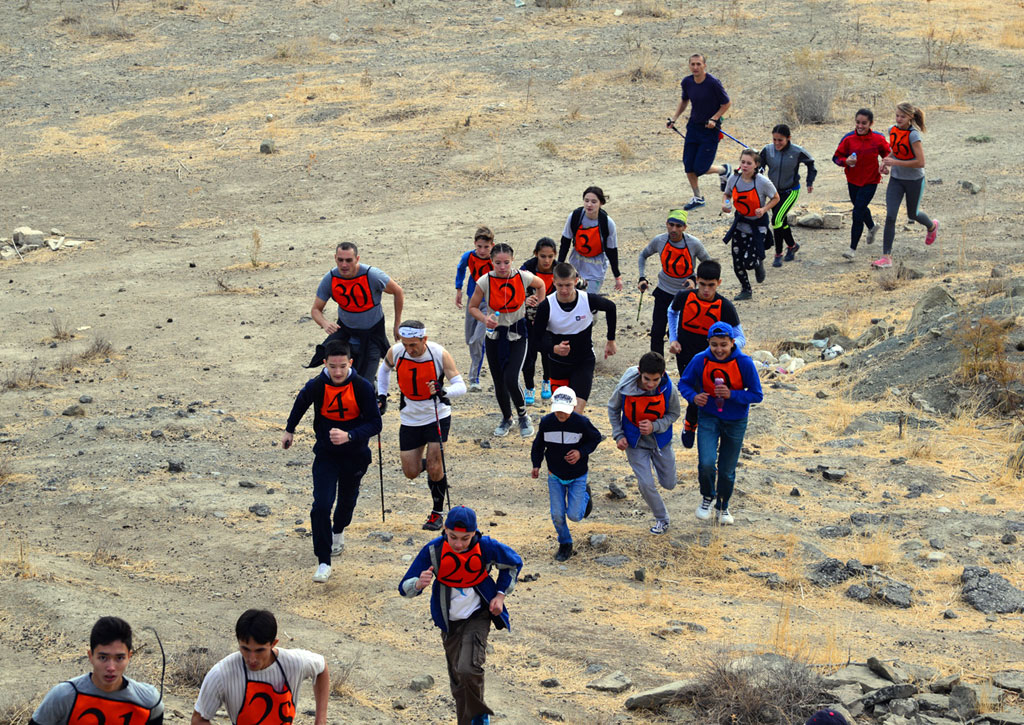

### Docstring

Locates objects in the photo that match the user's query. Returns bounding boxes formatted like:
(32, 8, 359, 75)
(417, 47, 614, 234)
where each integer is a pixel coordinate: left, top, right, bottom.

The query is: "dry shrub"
(856, 529, 900, 571)
(625, 45, 663, 83)
(0, 450, 14, 487)
(2, 365, 42, 391)
(615, 139, 635, 161)
(0, 700, 34, 725)
(966, 67, 997, 94)
(81, 337, 113, 361)
(625, 0, 670, 17)
(922, 24, 966, 81)
(249, 228, 262, 268)
(781, 50, 835, 124)
(876, 269, 900, 291)
(50, 316, 73, 341)
(330, 647, 363, 698)
(87, 18, 134, 39)
(693, 650, 822, 724)
(171, 646, 220, 687)
(537, 139, 559, 158)
(56, 354, 77, 374)
(999, 21, 1024, 49)
(952, 316, 1017, 385)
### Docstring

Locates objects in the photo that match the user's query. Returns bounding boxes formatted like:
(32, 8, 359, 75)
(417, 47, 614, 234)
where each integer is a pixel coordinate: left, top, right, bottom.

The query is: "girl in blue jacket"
(677, 321, 763, 524)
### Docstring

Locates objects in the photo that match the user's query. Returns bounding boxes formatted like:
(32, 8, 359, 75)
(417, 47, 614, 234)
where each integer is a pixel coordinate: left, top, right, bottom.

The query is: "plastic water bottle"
(714, 376, 725, 412)
(848, 152, 857, 167)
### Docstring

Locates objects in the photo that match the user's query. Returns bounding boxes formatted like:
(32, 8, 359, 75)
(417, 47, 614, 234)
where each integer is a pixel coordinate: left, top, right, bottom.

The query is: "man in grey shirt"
(309, 241, 404, 382)
(637, 208, 711, 356)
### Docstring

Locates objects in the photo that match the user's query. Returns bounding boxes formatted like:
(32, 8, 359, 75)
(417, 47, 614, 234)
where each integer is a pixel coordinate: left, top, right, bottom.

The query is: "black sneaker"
(718, 163, 733, 192)
(754, 261, 766, 283)
(554, 543, 574, 562)
(734, 288, 752, 301)
(772, 254, 783, 268)
(422, 511, 443, 531)
(784, 243, 800, 262)
(583, 484, 593, 518)
(681, 427, 695, 449)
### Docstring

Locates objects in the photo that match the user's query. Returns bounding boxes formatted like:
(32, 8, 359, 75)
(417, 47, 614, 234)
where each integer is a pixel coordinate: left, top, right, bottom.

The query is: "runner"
(31, 617, 163, 725)
(637, 208, 711, 355)
(832, 108, 891, 262)
(878, 102, 938, 269)
(607, 352, 681, 535)
(557, 186, 623, 293)
(721, 148, 781, 301)
(677, 322, 763, 525)
(192, 609, 329, 725)
(758, 124, 817, 268)
(282, 339, 382, 583)
(455, 227, 495, 391)
(467, 243, 547, 438)
(377, 320, 467, 531)
(666, 259, 745, 448)
(520, 237, 558, 405)
(667, 53, 734, 211)
(532, 262, 617, 414)
(398, 506, 523, 725)
(308, 242, 404, 382)
(530, 386, 603, 561)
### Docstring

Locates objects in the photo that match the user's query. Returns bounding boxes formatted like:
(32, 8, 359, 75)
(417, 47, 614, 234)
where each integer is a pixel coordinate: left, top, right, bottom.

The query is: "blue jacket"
(455, 250, 483, 297)
(398, 534, 523, 633)
(678, 347, 763, 421)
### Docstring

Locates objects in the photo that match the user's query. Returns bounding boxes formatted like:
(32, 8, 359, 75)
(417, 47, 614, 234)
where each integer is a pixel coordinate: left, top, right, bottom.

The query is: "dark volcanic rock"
(807, 558, 854, 588)
(961, 567, 1024, 613)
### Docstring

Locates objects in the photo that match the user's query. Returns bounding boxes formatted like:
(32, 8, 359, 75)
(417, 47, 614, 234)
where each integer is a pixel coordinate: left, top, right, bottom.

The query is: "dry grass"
(876, 269, 901, 291)
(0, 700, 34, 725)
(966, 67, 998, 94)
(330, 647, 363, 698)
(999, 21, 1024, 49)
(249, 228, 263, 268)
(0, 450, 14, 487)
(0, 540, 34, 580)
(2, 365, 43, 391)
(170, 645, 219, 687)
(614, 139, 635, 161)
(55, 354, 78, 374)
(624, 0, 671, 17)
(855, 529, 901, 572)
(86, 17, 135, 40)
(81, 337, 113, 361)
(781, 50, 837, 125)
(50, 316, 73, 341)
(624, 44, 663, 83)
(537, 139, 559, 158)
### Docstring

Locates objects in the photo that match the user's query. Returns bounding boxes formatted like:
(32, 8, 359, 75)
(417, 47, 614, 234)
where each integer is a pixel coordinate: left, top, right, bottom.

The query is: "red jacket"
(833, 130, 891, 186)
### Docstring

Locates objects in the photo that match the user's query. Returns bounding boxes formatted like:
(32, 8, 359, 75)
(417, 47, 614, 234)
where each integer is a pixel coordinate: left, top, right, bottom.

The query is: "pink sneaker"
(925, 219, 939, 246)
(871, 256, 893, 269)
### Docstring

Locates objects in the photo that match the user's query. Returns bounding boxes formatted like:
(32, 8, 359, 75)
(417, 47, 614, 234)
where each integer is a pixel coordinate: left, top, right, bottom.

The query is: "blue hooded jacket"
(678, 344, 763, 421)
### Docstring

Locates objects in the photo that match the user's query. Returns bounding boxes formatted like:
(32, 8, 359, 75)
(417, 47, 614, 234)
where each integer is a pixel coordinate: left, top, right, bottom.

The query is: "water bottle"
(714, 376, 725, 412)
(848, 152, 857, 167)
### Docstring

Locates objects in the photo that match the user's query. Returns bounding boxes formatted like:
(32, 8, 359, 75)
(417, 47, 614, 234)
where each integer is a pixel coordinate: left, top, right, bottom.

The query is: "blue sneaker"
(683, 196, 706, 211)
(470, 715, 490, 725)
(524, 388, 535, 405)
(540, 380, 552, 400)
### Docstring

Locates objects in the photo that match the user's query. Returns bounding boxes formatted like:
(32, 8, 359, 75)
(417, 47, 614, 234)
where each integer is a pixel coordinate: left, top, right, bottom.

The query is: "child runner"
(467, 243, 547, 438)
(532, 262, 617, 414)
(607, 352, 681, 535)
(758, 124, 816, 268)
(721, 148, 780, 301)
(398, 506, 523, 725)
(878, 102, 939, 269)
(557, 186, 623, 293)
(455, 227, 495, 391)
(832, 108, 891, 262)
(193, 610, 329, 725)
(31, 617, 163, 725)
(530, 386, 603, 561)
(637, 208, 711, 356)
(520, 237, 558, 404)
(677, 322, 763, 525)
(282, 340, 382, 583)
(377, 320, 466, 531)
(666, 259, 745, 447)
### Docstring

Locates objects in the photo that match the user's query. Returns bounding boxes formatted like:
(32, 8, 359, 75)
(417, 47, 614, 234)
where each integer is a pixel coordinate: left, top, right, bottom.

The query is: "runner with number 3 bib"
(557, 186, 623, 294)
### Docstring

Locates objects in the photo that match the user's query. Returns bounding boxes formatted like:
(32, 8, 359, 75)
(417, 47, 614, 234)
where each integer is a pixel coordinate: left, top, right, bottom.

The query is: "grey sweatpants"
(883, 176, 932, 255)
(464, 304, 487, 383)
(626, 444, 677, 523)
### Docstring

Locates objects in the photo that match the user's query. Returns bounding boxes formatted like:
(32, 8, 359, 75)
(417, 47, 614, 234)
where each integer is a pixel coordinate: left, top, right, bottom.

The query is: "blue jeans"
(547, 472, 589, 544)
(696, 411, 747, 510)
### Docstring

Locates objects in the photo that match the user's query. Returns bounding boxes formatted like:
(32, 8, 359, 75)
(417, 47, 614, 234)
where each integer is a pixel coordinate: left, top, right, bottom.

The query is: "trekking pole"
(433, 396, 452, 510)
(377, 433, 385, 523)
(719, 128, 749, 149)
(636, 288, 645, 321)
(666, 119, 686, 141)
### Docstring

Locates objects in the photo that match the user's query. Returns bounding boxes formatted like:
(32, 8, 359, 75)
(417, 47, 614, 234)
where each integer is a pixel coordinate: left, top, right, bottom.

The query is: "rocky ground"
(1, 0, 1023, 723)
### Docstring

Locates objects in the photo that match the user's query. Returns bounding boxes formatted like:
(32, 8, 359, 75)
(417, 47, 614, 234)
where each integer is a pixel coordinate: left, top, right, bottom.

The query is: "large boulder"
(905, 287, 958, 335)
(624, 679, 701, 710)
(961, 567, 1024, 613)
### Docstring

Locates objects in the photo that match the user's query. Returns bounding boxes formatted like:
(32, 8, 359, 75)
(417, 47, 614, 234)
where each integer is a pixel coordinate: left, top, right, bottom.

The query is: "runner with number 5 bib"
(557, 186, 623, 294)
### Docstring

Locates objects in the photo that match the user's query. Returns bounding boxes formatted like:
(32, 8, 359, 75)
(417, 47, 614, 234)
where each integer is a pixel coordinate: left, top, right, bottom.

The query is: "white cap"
(550, 386, 577, 414)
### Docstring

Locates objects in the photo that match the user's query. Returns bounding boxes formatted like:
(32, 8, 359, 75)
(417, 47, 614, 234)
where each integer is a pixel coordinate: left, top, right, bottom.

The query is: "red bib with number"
(320, 382, 360, 422)
(396, 355, 437, 401)
(487, 273, 526, 314)
(731, 185, 761, 217)
(702, 358, 742, 396)
(680, 295, 724, 336)
(888, 126, 914, 161)
(236, 658, 295, 725)
(467, 253, 493, 281)
(436, 539, 488, 588)
(330, 273, 375, 313)
(573, 225, 603, 258)
(67, 690, 152, 725)
(622, 394, 667, 425)
(660, 242, 694, 279)
(534, 270, 555, 295)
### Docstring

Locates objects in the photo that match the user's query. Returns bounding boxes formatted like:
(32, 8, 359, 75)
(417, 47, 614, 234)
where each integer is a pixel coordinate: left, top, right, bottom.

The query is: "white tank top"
(546, 291, 593, 336)
(391, 341, 451, 427)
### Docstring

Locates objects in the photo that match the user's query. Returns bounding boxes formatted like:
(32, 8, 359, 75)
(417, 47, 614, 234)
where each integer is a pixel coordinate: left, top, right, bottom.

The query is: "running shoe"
(842, 248, 856, 261)
(784, 243, 800, 262)
(331, 531, 345, 555)
(716, 509, 735, 525)
(681, 426, 695, 449)
(696, 497, 714, 520)
(772, 254, 783, 268)
(925, 219, 939, 246)
(493, 418, 513, 437)
(524, 388, 535, 405)
(865, 225, 877, 245)
(754, 261, 766, 283)
(469, 380, 483, 392)
(718, 163, 733, 191)
(871, 256, 893, 269)
(554, 543, 574, 562)
(683, 196, 706, 211)
(422, 511, 443, 531)
(312, 563, 331, 583)
(584, 483, 593, 518)
(540, 380, 552, 399)
(469, 714, 490, 725)
(734, 289, 752, 301)
(649, 520, 670, 535)
(518, 414, 534, 438)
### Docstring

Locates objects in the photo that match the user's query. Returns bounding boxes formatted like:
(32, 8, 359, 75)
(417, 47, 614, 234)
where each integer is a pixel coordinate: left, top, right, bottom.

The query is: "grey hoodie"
(607, 366, 681, 450)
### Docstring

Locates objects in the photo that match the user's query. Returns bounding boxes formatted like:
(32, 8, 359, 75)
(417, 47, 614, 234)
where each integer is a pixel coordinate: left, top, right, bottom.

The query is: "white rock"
(750, 350, 777, 364)
(328, 32, 340, 43)
(47, 238, 64, 251)
(13, 226, 44, 246)
(613, 7, 623, 14)
(782, 358, 805, 373)
(926, 552, 946, 561)
(822, 212, 843, 229)
(0, 245, 16, 260)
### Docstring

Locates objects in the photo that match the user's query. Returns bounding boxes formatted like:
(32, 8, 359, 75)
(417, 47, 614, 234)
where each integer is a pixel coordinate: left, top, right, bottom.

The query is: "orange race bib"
(680, 295, 724, 336)
(467, 253, 493, 281)
(731, 186, 761, 217)
(534, 271, 555, 295)
(320, 383, 360, 422)
(573, 225, 603, 258)
(436, 539, 488, 588)
(622, 394, 667, 425)
(68, 691, 152, 725)
(660, 243, 694, 279)
(548, 376, 570, 390)
(488, 273, 526, 314)
(330, 274, 375, 313)
(702, 358, 743, 396)
(236, 681, 295, 725)
(396, 356, 437, 401)
(889, 126, 914, 161)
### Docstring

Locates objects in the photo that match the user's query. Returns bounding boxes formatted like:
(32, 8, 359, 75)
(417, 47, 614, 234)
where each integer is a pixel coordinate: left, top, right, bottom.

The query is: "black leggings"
(649, 287, 675, 356)
(522, 318, 549, 390)
(485, 329, 528, 420)
(848, 182, 878, 249)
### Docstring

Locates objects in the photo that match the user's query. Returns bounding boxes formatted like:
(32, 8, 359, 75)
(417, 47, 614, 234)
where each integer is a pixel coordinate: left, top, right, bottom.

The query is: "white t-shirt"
(448, 587, 483, 621)
(193, 649, 325, 723)
(389, 340, 451, 427)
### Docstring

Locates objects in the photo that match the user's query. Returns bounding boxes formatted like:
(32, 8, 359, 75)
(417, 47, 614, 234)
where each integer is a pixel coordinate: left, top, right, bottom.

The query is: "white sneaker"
(717, 509, 735, 525)
(469, 381, 483, 392)
(696, 497, 714, 520)
(312, 563, 331, 583)
(331, 532, 345, 555)
(518, 414, 534, 438)
(649, 520, 670, 535)
(842, 249, 855, 261)
(865, 225, 877, 245)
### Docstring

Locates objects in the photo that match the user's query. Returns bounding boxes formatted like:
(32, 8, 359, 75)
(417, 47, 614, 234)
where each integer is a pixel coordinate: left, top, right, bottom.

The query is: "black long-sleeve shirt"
(530, 411, 603, 480)
(533, 292, 616, 366)
(285, 369, 382, 455)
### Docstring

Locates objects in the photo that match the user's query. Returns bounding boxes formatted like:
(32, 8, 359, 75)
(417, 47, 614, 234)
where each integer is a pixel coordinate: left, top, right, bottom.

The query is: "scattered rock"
(409, 674, 434, 691)
(846, 584, 871, 601)
(822, 212, 843, 229)
(948, 684, 980, 719)
(824, 663, 893, 692)
(248, 504, 271, 517)
(540, 677, 560, 687)
(905, 287, 959, 335)
(624, 679, 701, 710)
(13, 227, 44, 246)
(238, 480, 257, 489)
(668, 620, 707, 633)
(867, 656, 904, 683)
(942, 609, 957, 619)
(369, 531, 394, 542)
(62, 404, 85, 417)
(823, 468, 847, 481)
(151, 429, 164, 438)
(634, 568, 645, 582)
(960, 566, 1024, 613)
(595, 555, 630, 567)
(915, 692, 950, 711)
(929, 538, 945, 550)
(790, 487, 801, 496)
(807, 558, 854, 588)
(78, 395, 93, 404)
(993, 671, 1024, 693)
(607, 482, 627, 499)
(391, 699, 406, 710)
(816, 390, 828, 399)
(819, 525, 852, 539)
(0, 245, 16, 260)
(586, 669, 631, 693)
(259, 139, 276, 154)
(929, 674, 961, 694)
(797, 212, 824, 228)
(167, 460, 185, 473)
(327, 32, 340, 42)
(960, 179, 982, 194)
(855, 323, 889, 348)
(478, 439, 491, 449)
(1003, 533, 1019, 545)
(589, 534, 609, 549)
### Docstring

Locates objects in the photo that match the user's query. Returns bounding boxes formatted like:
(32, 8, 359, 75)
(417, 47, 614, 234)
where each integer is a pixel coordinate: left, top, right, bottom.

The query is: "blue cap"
(445, 506, 477, 532)
(708, 321, 735, 339)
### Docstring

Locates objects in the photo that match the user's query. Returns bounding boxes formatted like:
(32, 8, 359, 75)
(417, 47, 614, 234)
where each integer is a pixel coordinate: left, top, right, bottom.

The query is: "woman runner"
(758, 124, 816, 268)
(521, 237, 558, 405)
(557, 186, 623, 293)
(832, 108, 891, 262)
(721, 148, 780, 301)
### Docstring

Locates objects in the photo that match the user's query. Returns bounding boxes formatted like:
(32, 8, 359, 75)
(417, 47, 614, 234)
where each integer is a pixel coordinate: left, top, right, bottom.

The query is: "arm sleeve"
(637, 238, 658, 279)
(879, 134, 892, 157)
(677, 356, 702, 404)
(802, 151, 818, 187)
(732, 324, 747, 350)
(315, 272, 333, 302)
(455, 250, 471, 291)
(832, 137, 848, 167)
(729, 357, 764, 406)
(758, 147, 769, 172)
(652, 386, 681, 431)
(345, 379, 383, 444)
(533, 300, 554, 354)
(445, 374, 467, 399)
(582, 417, 603, 454)
(716, 76, 730, 104)
(589, 294, 617, 341)
(606, 379, 626, 441)
(667, 306, 680, 343)
(377, 356, 393, 396)
(530, 420, 546, 468)
(398, 546, 434, 597)
(558, 236, 571, 263)
(605, 246, 620, 278)
(691, 238, 711, 263)
(489, 540, 524, 595)
(193, 663, 226, 721)
(31, 683, 76, 725)
(285, 381, 316, 433)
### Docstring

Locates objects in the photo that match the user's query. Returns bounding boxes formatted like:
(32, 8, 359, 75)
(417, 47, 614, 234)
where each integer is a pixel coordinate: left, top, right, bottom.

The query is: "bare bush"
(625, 0, 670, 17)
(171, 646, 220, 688)
(87, 18, 134, 39)
(2, 365, 42, 391)
(876, 270, 900, 291)
(81, 337, 114, 361)
(330, 648, 363, 697)
(249, 228, 262, 268)
(50, 316, 73, 341)
(782, 78, 835, 124)
(692, 651, 822, 724)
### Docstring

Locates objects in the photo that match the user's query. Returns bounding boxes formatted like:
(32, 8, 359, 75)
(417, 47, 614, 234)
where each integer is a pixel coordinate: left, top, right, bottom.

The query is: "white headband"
(399, 326, 426, 338)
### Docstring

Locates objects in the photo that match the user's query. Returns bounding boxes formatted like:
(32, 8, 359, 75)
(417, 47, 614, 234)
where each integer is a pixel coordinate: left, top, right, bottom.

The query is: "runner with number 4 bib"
(722, 149, 780, 301)
(31, 617, 163, 725)
(558, 186, 623, 293)
(377, 320, 466, 531)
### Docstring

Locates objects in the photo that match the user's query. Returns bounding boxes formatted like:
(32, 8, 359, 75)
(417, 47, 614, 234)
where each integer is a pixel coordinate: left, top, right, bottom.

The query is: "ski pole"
(433, 396, 451, 510)
(719, 128, 749, 148)
(377, 432, 385, 523)
(666, 119, 686, 141)
(636, 288, 645, 321)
